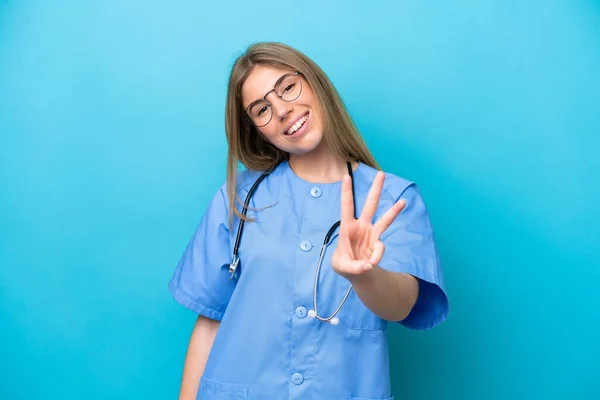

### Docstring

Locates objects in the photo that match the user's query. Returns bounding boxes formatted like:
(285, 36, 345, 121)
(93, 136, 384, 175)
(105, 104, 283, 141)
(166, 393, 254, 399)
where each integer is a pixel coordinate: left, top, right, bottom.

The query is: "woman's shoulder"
(357, 163, 430, 219)
(208, 168, 262, 205)
(357, 162, 417, 199)
(234, 168, 264, 192)
(214, 166, 278, 202)
(233, 161, 291, 191)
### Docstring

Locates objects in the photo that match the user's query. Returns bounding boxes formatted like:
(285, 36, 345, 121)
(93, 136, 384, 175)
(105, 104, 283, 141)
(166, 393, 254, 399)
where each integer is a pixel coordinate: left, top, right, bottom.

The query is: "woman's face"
(241, 65, 325, 156)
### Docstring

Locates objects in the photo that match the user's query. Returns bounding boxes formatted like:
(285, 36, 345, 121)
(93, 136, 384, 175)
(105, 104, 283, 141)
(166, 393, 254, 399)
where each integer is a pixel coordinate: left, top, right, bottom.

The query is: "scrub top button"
(300, 240, 311, 251)
(310, 187, 322, 198)
(295, 306, 307, 319)
(291, 373, 304, 385)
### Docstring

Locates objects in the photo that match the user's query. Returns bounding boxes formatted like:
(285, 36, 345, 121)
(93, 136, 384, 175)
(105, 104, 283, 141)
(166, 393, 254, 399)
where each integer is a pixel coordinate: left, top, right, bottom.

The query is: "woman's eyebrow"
(246, 98, 265, 111)
(245, 73, 289, 110)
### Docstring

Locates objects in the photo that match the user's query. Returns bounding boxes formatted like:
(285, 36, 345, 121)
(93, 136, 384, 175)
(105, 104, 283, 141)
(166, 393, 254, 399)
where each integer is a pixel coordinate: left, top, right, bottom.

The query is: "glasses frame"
(245, 71, 303, 127)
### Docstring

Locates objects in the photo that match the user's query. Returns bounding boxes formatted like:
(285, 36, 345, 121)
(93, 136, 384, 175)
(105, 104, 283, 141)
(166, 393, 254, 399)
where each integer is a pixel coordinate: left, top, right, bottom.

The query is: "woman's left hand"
(331, 171, 406, 280)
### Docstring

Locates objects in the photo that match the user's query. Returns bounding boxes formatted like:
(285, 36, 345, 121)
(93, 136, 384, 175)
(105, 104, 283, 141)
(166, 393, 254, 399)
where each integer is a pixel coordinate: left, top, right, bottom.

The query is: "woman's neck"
(288, 147, 358, 183)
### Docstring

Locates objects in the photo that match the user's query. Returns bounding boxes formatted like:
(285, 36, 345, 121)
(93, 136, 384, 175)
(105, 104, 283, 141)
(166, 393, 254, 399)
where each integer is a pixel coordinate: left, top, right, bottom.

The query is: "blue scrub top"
(169, 160, 449, 400)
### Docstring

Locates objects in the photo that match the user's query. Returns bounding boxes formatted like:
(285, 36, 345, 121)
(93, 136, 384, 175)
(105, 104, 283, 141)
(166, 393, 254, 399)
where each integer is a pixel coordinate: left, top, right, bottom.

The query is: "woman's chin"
(285, 135, 326, 156)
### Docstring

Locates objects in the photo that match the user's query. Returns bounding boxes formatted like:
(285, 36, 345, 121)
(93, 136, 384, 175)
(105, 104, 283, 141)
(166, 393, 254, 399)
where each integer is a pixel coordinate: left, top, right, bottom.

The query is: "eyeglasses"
(245, 71, 303, 127)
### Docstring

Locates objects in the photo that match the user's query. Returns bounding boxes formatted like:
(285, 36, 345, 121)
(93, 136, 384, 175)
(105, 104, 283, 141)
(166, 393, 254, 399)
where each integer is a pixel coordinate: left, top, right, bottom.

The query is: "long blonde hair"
(225, 42, 379, 228)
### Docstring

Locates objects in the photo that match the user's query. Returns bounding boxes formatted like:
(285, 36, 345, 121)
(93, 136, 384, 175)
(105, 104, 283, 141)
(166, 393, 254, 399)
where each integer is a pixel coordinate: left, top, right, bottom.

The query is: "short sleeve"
(168, 184, 235, 321)
(378, 183, 449, 330)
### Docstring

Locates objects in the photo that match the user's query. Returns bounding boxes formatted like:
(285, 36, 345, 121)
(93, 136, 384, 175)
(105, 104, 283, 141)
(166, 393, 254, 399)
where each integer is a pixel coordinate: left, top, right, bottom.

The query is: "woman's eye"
(257, 105, 268, 116)
(282, 83, 295, 93)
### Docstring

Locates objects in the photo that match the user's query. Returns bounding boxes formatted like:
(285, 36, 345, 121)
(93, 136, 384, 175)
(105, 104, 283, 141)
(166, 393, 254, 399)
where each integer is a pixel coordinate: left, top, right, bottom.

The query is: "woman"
(169, 42, 449, 400)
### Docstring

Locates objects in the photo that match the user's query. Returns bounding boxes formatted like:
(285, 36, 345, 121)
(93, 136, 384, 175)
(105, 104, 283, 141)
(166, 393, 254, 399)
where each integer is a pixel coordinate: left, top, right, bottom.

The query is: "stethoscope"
(228, 161, 357, 325)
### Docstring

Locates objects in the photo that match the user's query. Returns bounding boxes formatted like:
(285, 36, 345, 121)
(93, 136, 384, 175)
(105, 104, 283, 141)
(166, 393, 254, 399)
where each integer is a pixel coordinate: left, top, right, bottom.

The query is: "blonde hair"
(225, 42, 379, 228)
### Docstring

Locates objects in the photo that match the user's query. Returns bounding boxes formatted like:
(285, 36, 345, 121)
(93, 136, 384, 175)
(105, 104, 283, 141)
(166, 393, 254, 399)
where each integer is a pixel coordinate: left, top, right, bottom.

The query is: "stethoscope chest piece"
(229, 255, 240, 280)
(308, 309, 339, 325)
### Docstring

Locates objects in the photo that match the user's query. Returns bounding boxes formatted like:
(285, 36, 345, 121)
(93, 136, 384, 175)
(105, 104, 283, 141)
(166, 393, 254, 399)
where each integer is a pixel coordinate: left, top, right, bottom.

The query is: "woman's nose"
(267, 93, 293, 121)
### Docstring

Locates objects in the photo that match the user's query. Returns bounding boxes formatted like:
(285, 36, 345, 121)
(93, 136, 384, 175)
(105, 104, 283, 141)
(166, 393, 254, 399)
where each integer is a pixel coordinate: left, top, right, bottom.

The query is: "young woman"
(169, 42, 449, 400)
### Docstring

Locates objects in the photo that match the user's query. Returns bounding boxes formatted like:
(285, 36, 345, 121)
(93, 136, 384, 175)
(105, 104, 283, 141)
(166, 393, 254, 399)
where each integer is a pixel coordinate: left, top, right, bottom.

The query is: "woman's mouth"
(285, 114, 309, 136)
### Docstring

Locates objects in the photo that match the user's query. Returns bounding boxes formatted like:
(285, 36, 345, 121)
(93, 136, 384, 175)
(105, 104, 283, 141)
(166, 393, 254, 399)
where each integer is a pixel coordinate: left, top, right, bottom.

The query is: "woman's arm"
(348, 266, 419, 322)
(178, 315, 220, 400)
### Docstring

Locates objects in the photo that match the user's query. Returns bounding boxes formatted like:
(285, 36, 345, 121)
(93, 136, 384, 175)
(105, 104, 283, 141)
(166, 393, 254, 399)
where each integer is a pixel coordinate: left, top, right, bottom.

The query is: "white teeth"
(287, 115, 308, 135)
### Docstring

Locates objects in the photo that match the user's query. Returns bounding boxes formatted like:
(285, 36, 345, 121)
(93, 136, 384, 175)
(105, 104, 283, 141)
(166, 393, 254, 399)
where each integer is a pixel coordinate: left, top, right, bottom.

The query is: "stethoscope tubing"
(229, 161, 357, 324)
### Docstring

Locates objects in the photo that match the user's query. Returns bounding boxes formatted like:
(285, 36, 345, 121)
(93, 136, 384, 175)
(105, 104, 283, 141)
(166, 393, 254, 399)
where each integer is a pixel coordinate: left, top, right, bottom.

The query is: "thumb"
(368, 240, 385, 266)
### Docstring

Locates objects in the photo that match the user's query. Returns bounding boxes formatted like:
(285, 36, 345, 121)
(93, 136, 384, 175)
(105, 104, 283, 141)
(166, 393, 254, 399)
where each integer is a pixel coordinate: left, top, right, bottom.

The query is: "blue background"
(1, 1, 599, 399)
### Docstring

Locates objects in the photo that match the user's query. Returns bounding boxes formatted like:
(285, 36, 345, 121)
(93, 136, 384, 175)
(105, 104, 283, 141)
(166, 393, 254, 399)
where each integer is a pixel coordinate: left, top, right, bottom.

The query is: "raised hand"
(331, 171, 406, 280)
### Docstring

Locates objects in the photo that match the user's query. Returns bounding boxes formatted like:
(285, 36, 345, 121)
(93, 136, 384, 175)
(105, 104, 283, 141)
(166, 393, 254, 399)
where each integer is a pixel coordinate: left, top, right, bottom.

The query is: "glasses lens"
(248, 101, 272, 126)
(277, 74, 301, 102)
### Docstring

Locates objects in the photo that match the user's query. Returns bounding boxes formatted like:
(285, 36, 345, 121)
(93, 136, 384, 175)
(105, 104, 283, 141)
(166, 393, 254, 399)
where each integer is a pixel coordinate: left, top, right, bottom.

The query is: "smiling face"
(241, 65, 326, 156)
